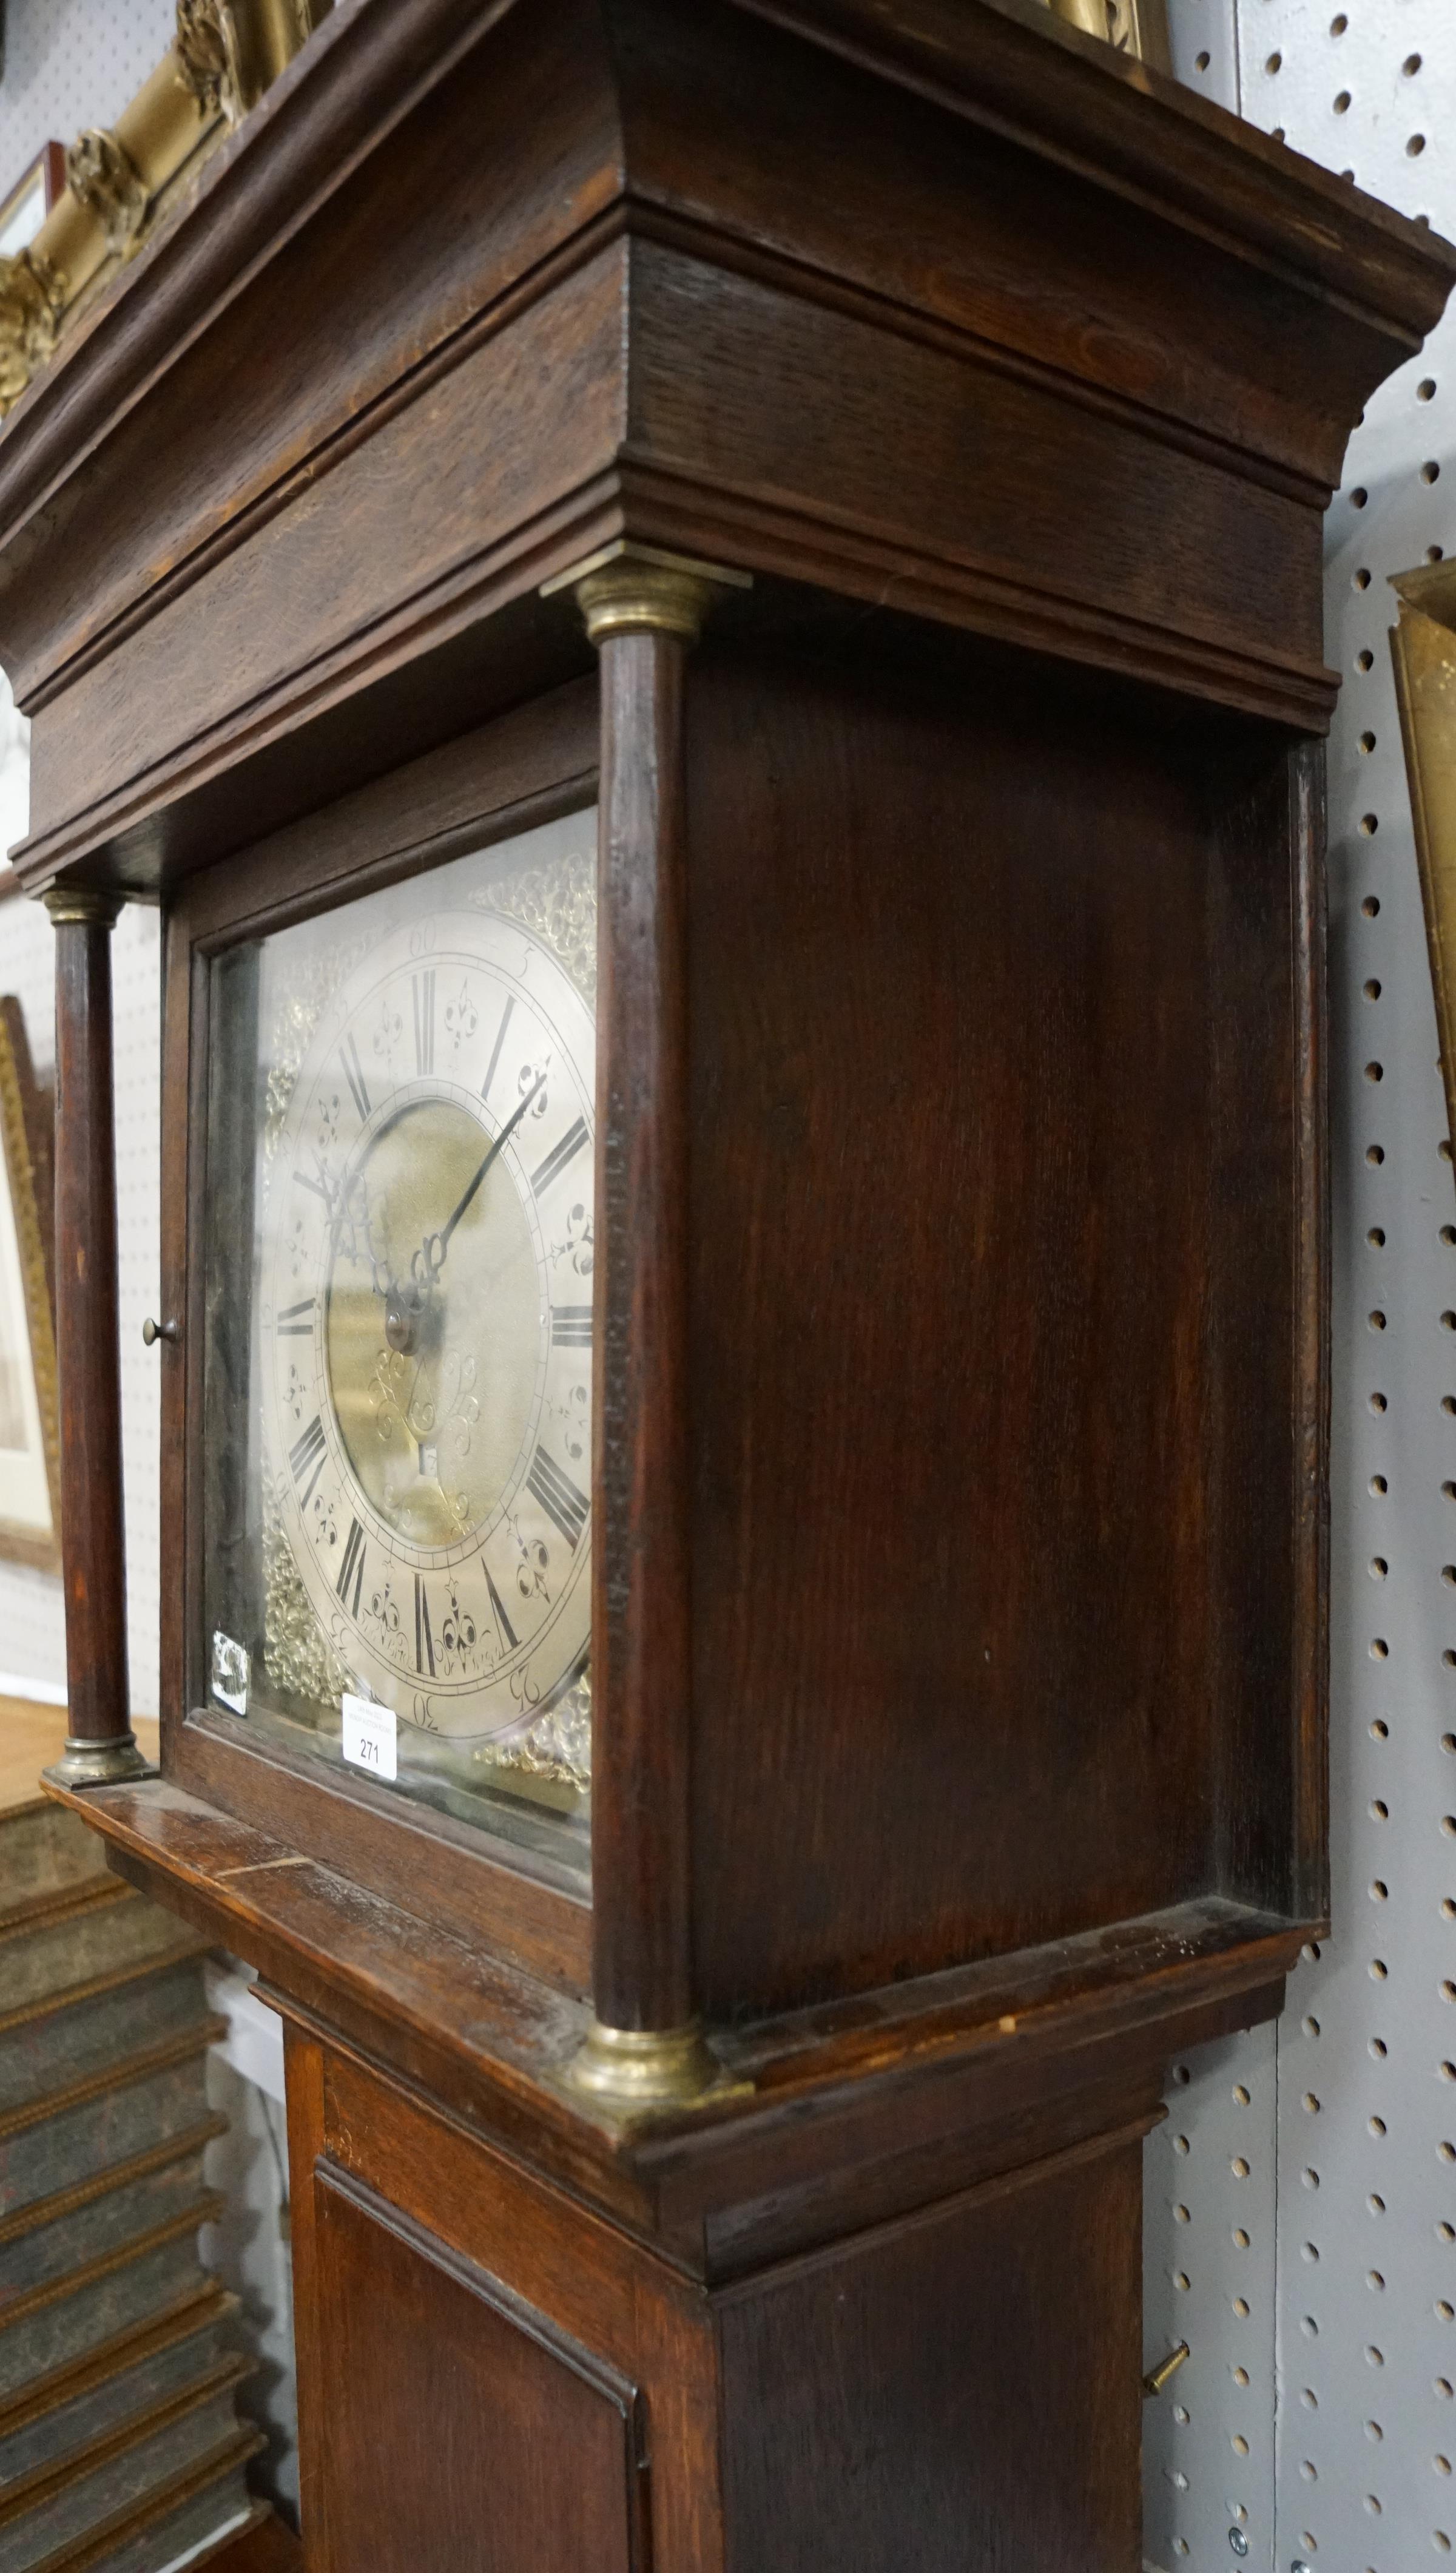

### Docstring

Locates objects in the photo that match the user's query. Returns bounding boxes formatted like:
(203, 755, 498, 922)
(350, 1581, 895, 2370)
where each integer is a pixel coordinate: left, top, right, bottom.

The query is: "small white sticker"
(211, 1631, 249, 1715)
(342, 1692, 397, 1782)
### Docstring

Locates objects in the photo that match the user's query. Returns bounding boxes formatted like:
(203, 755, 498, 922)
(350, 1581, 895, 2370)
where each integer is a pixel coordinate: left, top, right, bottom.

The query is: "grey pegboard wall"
(1145, 2, 1456, 2566)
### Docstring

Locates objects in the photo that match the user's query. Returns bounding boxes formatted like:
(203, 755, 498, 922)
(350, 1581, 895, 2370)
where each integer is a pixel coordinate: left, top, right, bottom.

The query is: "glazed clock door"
(198, 807, 598, 1872)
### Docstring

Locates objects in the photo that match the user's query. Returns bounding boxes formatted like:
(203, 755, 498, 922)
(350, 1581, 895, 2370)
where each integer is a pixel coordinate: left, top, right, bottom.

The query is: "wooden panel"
(685, 641, 1304, 2014)
(717, 2126, 1145, 2573)
(311, 2165, 645, 2573)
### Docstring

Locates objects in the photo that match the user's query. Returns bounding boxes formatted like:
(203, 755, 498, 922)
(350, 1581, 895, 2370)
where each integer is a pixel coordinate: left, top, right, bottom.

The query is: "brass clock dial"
(261, 903, 595, 1758)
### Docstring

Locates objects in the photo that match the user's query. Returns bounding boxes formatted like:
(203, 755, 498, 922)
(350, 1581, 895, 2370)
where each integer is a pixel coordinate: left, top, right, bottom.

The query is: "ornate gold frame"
(0, 996, 60, 1573)
(1389, 563, 1456, 1165)
(0, 2, 330, 417)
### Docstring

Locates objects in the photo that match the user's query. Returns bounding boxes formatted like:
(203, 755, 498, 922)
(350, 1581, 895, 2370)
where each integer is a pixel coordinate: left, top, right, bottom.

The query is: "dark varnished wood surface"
(51, 913, 129, 1742)
(311, 2168, 646, 2572)
(0, 0, 1449, 894)
(593, 627, 693, 2033)
(683, 643, 1317, 2013)
(41, 1771, 1301, 2273)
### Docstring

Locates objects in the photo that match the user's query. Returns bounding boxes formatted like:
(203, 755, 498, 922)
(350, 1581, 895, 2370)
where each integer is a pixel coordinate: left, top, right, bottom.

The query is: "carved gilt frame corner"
(0, 995, 59, 1573)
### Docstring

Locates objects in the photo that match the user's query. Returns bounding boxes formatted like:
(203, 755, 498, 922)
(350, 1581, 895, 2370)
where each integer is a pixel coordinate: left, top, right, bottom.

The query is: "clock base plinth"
(566, 2015, 723, 2108)
(42, 1731, 157, 1790)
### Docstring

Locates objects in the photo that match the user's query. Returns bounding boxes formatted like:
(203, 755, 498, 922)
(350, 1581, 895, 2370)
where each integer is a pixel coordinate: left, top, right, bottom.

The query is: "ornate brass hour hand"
(420, 1070, 546, 1285)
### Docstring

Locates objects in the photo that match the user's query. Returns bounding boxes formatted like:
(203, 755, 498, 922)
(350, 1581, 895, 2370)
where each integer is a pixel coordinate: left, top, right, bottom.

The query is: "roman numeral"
(277, 1298, 314, 1339)
(292, 1167, 331, 1202)
(289, 1414, 328, 1509)
(526, 1446, 588, 1551)
(551, 1305, 593, 1348)
(338, 1516, 366, 1618)
(481, 996, 514, 1104)
(531, 1117, 589, 1199)
(340, 1033, 371, 1123)
(413, 970, 436, 1076)
(484, 1561, 518, 1655)
(414, 1572, 436, 1677)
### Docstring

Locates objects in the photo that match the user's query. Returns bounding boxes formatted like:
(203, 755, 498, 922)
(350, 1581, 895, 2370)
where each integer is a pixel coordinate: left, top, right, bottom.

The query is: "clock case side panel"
(159, 680, 601, 1995)
(682, 631, 1328, 2020)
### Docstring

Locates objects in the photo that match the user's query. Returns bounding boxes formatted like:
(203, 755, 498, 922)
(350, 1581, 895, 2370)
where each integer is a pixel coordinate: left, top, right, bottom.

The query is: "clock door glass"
(200, 809, 596, 1873)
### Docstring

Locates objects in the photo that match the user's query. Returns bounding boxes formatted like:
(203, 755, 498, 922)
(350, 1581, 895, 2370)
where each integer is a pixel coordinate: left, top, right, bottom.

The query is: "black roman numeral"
(413, 970, 436, 1076)
(340, 1033, 371, 1122)
(481, 996, 514, 1103)
(414, 1572, 436, 1677)
(526, 1447, 588, 1551)
(531, 1116, 589, 1199)
(338, 1516, 366, 1618)
(277, 1297, 314, 1339)
(551, 1305, 593, 1348)
(484, 1561, 519, 1655)
(289, 1415, 328, 1509)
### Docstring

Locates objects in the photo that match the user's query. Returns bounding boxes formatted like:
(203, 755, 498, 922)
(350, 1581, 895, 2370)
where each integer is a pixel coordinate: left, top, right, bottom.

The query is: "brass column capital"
(543, 541, 751, 649)
(42, 885, 124, 929)
(567, 2016, 729, 2112)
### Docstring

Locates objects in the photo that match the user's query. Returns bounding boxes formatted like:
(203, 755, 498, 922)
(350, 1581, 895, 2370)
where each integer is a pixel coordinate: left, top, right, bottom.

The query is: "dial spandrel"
(201, 811, 597, 1867)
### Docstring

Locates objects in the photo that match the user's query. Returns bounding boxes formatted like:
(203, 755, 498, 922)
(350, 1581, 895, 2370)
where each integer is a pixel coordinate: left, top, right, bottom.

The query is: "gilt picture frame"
(0, 994, 59, 1572)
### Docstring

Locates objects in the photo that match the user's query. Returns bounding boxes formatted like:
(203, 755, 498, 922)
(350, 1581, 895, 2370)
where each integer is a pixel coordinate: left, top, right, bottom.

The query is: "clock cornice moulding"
(0, 0, 1449, 905)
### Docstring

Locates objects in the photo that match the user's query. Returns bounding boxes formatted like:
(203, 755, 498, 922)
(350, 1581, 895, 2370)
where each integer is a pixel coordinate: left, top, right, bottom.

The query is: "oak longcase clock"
(16, 2, 1454, 2568)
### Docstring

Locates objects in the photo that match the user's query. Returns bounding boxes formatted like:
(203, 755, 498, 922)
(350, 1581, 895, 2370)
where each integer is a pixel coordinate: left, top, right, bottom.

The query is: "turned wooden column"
(545, 541, 746, 2105)
(42, 885, 149, 1787)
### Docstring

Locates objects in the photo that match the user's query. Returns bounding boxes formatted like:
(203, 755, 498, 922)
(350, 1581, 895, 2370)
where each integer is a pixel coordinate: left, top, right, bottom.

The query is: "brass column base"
(44, 1732, 156, 1790)
(567, 2017, 724, 2109)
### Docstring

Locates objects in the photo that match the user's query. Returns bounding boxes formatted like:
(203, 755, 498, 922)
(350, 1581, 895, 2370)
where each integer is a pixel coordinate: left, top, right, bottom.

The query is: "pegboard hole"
(1365, 2493, 1383, 2513)
(1370, 1466, 1388, 1486)
(1233, 2081, 1252, 2103)
(1299, 2456, 1316, 2477)
(1440, 2140, 1456, 2159)
(1437, 2379, 1454, 2398)
(1365, 978, 1382, 999)
(1232, 2155, 1250, 2177)
(1301, 2385, 1316, 2408)
(1235, 2296, 1252, 2318)
(1173, 2063, 1190, 2086)
(1304, 2164, 1321, 2185)
(1359, 646, 1376, 669)
(1173, 2269, 1190, 2290)
(1304, 2240, 1322, 2262)
(1434, 547, 1449, 564)
(1369, 2269, 1386, 2288)
(1232, 2433, 1250, 2456)
(1370, 1560, 1388, 1580)
(1304, 1940, 1323, 1961)
(1426, 461, 1444, 484)
(1371, 1640, 1389, 1662)
(1436, 2534, 1452, 2554)
(1444, 1228, 1456, 1246)
(1363, 894, 1381, 915)
(1421, 380, 1439, 402)
(1370, 2193, 1386, 2213)
(1356, 566, 1373, 589)
(1372, 1390, 1389, 1413)
(1406, 51, 1424, 75)
(1444, 1981, 1456, 2002)
(1442, 2301, 1456, 2321)
(1366, 1147, 1385, 1169)
(1366, 2343, 1385, 2364)
(1305, 2091, 1322, 2112)
(1369, 1311, 1387, 1331)
(1174, 2202, 1190, 2223)
(1233, 2365, 1251, 2387)
(1370, 1801, 1389, 1819)
(1410, 133, 1428, 155)
(1370, 2114, 1388, 2134)
(1233, 2226, 1251, 2248)
(1361, 813, 1380, 834)
(1372, 1956, 1389, 1976)
(1195, 47, 1210, 69)
(1335, 89, 1352, 112)
(1441, 2224, 1456, 2244)
(1372, 2037, 1389, 2058)
(1330, 9, 1347, 26)
(1352, 489, 1369, 511)
(1266, 50, 1282, 72)
(1366, 1058, 1384, 1080)
(1366, 2418, 1384, 2440)
(1173, 2132, 1190, 2154)
(1372, 1878, 1390, 1898)
(1360, 728, 1376, 749)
